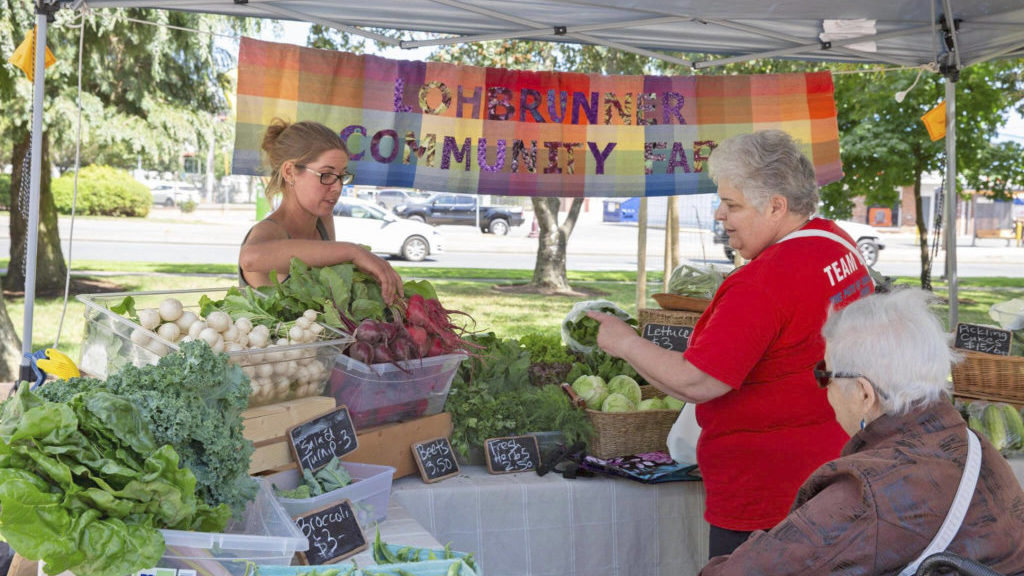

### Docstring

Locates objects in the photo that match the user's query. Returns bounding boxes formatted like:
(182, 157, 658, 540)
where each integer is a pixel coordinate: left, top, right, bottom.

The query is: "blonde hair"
(260, 118, 348, 201)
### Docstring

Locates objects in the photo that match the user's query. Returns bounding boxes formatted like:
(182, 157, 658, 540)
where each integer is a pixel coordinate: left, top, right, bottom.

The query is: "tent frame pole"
(944, 79, 958, 328)
(20, 6, 50, 381)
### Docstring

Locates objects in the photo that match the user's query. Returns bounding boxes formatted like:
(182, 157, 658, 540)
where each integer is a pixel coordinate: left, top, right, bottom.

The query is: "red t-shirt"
(684, 218, 874, 531)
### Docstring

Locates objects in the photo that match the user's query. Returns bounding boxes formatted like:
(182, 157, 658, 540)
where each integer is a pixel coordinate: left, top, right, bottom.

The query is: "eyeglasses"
(296, 165, 354, 186)
(814, 360, 889, 400)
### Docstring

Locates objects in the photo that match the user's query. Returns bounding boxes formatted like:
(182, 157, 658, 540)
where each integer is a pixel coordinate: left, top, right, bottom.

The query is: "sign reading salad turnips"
(234, 37, 842, 197)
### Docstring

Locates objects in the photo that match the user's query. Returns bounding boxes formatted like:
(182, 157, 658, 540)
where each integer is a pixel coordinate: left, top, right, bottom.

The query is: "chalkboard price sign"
(293, 498, 368, 565)
(288, 406, 358, 474)
(642, 323, 693, 352)
(954, 323, 1012, 356)
(411, 436, 460, 483)
(484, 435, 540, 474)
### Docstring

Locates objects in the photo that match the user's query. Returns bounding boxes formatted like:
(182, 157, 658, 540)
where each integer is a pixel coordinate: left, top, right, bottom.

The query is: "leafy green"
(0, 385, 229, 576)
(36, 340, 257, 514)
(566, 348, 645, 385)
(445, 333, 592, 459)
(109, 295, 139, 323)
(273, 457, 353, 500)
(519, 332, 576, 364)
(565, 305, 637, 348)
(667, 264, 723, 299)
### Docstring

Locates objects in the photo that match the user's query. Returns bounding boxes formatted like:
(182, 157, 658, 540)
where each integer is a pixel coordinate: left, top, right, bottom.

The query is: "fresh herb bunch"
(445, 333, 592, 459)
(519, 332, 576, 365)
(37, 340, 257, 514)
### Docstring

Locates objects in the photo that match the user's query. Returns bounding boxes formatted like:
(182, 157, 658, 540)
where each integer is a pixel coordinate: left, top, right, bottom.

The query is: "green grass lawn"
(4, 264, 1021, 363)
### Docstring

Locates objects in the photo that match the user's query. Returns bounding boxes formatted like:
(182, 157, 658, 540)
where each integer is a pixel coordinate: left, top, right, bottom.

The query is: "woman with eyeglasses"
(588, 130, 875, 557)
(239, 119, 403, 302)
(701, 289, 1024, 575)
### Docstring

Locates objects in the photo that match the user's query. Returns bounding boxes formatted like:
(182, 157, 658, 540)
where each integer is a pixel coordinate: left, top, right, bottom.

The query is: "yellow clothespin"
(35, 348, 80, 381)
(7, 27, 57, 82)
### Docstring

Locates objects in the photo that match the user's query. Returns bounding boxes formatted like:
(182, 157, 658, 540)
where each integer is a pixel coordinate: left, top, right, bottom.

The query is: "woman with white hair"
(701, 289, 1024, 575)
(590, 130, 874, 555)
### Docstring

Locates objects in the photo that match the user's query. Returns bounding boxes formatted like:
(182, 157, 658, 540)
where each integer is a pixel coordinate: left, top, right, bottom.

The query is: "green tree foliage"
(0, 5, 254, 293)
(52, 165, 151, 217)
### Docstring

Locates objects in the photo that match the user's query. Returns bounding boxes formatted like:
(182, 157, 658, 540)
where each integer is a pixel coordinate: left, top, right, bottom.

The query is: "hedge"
(52, 166, 151, 217)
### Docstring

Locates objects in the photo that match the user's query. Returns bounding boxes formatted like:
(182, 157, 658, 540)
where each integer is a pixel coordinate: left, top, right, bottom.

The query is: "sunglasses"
(296, 165, 354, 186)
(814, 360, 888, 400)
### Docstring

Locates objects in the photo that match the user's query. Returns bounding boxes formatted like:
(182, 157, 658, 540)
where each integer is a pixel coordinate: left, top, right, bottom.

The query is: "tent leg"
(944, 79, 958, 328)
(636, 198, 648, 312)
(19, 10, 48, 382)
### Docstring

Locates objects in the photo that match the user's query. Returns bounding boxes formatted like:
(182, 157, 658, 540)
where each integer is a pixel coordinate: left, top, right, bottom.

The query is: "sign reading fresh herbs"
(411, 436, 460, 483)
(485, 435, 540, 474)
(642, 323, 693, 352)
(954, 323, 1012, 356)
(293, 499, 367, 565)
(288, 406, 358, 473)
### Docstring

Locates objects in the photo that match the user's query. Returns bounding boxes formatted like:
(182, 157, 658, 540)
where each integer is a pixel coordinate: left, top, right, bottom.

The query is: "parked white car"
(332, 197, 443, 262)
(146, 181, 201, 207)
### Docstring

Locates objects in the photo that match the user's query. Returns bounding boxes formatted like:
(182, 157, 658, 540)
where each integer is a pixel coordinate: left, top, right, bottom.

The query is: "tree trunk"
(530, 197, 584, 293)
(0, 274, 23, 382)
(8, 130, 67, 294)
(912, 172, 932, 290)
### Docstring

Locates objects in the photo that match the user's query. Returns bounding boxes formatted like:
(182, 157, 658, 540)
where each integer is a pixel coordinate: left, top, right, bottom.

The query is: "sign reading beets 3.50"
(411, 437, 460, 483)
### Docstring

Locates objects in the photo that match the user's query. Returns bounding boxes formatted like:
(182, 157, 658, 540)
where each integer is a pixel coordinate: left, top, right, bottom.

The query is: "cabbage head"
(607, 375, 641, 407)
(638, 398, 666, 411)
(601, 392, 636, 413)
(663, 396, 685, 412)
(571, 375, 608, 410)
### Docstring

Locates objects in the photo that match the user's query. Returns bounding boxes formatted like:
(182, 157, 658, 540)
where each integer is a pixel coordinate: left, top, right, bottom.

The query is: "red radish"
(427, 337, 445, 357)
(389, 337, 418, 362)
(372, 343, 394, 364)
(405, 294, 431, 328)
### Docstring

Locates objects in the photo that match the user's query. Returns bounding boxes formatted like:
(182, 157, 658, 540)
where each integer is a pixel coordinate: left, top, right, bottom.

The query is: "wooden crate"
(243, 395, 337, 474)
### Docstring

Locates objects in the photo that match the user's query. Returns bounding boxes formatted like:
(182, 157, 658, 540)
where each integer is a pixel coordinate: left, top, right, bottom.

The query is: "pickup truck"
(393, 192, 525, 235)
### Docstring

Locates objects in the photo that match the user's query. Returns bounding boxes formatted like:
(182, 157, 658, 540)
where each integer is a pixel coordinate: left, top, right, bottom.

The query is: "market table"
(389, 465, 709, 576)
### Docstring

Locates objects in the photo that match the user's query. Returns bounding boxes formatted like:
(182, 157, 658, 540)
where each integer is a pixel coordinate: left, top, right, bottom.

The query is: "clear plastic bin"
(77, 288, 353, 407)
(38, 478, 307, 575)
(989, 298, 1024, 331)
(328, 353, 466, 429)
(266, 461, 396, 528)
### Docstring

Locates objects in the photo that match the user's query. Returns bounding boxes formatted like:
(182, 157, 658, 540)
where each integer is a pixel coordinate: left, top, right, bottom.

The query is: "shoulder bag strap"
(775, 227, 875, 289)
(897, 429, 983, 576)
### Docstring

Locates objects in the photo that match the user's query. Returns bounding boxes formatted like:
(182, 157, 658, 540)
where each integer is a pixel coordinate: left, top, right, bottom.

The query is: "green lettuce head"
(571, 375, 608, 410)
(601, 393, 636, 413)
(663, 396, 686, 412)
(638, 398, 666, 411)
(606, 375, 641, 407)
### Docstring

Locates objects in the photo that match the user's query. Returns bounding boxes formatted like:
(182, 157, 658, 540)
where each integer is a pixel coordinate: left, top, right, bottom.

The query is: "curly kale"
(38, 340, 257, 514)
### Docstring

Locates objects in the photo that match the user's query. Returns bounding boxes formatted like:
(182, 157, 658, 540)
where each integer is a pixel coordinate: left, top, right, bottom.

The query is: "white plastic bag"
(667, 402, 701, 464)
(561, 299, 633, 355)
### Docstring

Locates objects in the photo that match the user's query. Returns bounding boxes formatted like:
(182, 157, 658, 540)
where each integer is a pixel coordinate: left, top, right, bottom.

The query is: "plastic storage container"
(266, 461, 396, 528)
(77, 288, 352, 407)
(38, 478, 307, 576)
(329, 353, 466, 429)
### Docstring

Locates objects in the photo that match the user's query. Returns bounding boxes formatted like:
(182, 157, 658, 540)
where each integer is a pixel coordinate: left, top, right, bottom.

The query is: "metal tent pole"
(944, 78, 958, 327)
(19, 7, 50, 382)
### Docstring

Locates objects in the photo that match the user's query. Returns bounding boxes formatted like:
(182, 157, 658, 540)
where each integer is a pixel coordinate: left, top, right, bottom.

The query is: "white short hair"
(706, 130, 819, 217)
(821, 288, 961, 415)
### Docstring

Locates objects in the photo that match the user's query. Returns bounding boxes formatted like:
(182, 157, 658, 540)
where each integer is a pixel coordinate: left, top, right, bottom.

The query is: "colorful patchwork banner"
(234, 37, 842, 197)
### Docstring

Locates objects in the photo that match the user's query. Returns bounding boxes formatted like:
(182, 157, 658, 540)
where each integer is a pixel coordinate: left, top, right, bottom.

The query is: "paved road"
(1, 206, 1023, 277)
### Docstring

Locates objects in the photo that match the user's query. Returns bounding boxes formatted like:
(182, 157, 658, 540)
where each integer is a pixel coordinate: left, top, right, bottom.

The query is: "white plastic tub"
(77, 288, 352, 407)
(328, 353, 466, 429)
(266, 461, 396, 528)
(38, 478, 307, 575)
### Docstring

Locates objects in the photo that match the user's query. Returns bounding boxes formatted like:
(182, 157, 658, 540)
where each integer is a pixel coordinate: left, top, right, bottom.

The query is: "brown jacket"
(701, 400, 1024, 576)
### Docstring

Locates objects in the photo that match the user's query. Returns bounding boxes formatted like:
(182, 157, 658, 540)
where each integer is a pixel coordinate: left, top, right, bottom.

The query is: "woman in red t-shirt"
(589, 130, 874, 558)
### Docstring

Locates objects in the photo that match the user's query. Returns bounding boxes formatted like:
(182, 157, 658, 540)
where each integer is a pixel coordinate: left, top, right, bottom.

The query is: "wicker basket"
(639, 308, 703, 332)
(952, 350, 1024, 404)
(562, 383, 679, 459)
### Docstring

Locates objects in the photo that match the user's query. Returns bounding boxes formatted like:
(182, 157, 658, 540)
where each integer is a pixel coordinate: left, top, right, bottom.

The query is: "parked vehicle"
(147, 181, 200, 207)
(393, 192, 525, 235)
(713, 219, 885, 266)
(332, 197, 443, 262)
(375, 188, 430, 211)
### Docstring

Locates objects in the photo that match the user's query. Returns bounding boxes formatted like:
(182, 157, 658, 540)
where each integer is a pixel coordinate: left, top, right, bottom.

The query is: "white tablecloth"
(349, 500, 445, 567)
(390, 466, 709, 576)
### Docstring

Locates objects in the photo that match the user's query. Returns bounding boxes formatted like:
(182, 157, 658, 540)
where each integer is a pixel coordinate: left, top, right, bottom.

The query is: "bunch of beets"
(346, 294, 475, 365)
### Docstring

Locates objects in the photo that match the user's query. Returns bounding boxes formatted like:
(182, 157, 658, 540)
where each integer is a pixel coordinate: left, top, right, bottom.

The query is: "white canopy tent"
(18, 0, 1024, 376)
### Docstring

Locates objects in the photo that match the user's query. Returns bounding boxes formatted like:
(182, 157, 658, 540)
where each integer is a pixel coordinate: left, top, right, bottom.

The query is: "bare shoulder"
(243, 218, 289, 245)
